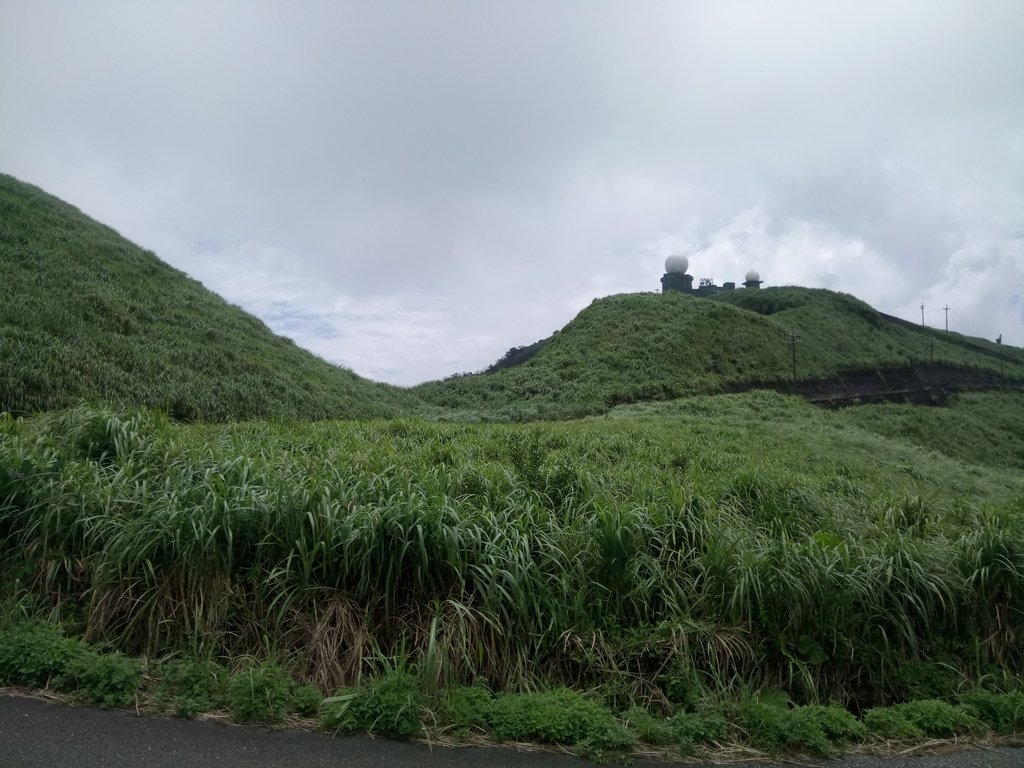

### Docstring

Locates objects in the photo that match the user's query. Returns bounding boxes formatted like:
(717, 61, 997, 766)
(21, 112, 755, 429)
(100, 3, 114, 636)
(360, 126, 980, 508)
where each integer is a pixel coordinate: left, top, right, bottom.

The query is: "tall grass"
(2, 393, 1022, 705)
(0, 173, 416, 421)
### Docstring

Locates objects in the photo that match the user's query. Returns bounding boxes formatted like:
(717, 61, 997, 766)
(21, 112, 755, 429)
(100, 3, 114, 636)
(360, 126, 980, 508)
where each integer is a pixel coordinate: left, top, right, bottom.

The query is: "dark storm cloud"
(2, 1, 1022, 383)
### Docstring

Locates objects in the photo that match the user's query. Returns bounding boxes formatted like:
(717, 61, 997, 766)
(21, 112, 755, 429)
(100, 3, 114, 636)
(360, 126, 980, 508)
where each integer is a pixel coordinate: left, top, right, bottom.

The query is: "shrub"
(437, 684, 494, 736)
(485, 688, 635, 760)
(959, 691, 1024, 733)
(227, 663, 297, 724)
(736, 701, 864, 756)
(56, 649, 142, 708)
(153, 658, 230, 718)
(622, 706, 674, 746)
(321, 671, 422, 739)
(320, 691, 359, 732)
(293, 684, 323, 717)
(736, 700, 797, 753)
(0, 623, 85, 688)
(886, 699, 985, 738)
(668, 709, 728, 752)
(790, 705, 865, 752)
(863, 706, 925, 739)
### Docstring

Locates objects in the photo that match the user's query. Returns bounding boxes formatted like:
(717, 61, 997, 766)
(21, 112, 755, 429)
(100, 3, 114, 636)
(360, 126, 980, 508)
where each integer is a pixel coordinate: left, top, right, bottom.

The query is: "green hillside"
(4, 172, 1019, 424)
(0, 174, 417, 421)
(415, 288, 1024, 420)
(837, 390, 1024, 472)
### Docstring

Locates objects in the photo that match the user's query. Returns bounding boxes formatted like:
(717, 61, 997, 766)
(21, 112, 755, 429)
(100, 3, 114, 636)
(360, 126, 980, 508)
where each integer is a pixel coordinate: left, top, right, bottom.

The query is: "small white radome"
(665, 254, 689, 274)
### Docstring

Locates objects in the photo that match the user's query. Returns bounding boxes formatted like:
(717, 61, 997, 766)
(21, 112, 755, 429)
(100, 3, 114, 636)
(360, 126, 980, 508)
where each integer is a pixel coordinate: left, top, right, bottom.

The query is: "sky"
(2, 1, 1022, 385)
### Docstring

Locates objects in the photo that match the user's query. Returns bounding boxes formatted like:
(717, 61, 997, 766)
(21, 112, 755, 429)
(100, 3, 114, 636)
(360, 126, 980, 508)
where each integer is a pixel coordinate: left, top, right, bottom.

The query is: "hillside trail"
(2, 695, 1021, 768)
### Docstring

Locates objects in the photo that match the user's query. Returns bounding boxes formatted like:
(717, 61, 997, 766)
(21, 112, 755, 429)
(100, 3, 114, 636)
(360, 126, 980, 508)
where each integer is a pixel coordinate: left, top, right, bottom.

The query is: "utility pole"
(943, 305, 950, 332)
(920, 303, 926, 326)
(997, 334, 1003, 375)
(786, 332, 801, 382)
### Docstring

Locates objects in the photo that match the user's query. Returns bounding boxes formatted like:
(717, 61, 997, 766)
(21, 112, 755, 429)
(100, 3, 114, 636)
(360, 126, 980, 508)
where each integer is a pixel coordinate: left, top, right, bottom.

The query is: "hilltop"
(0, 174, 418, 421)
(2, 172, 1021, 424)
(414, 287, 1023, 420)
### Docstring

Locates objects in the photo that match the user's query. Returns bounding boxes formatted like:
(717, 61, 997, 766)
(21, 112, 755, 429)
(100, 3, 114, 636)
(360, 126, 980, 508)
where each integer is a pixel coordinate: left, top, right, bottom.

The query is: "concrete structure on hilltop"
(660, 255, 763, 296)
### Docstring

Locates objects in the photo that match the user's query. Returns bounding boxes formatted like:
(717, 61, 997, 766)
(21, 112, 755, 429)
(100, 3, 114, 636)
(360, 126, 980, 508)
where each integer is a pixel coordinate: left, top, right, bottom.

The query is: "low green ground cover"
(1, 621, 1022, 762)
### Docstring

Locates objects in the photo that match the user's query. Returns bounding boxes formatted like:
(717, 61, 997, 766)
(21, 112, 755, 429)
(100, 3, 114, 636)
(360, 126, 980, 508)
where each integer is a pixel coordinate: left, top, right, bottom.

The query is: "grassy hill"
(5, 171, 1019, 424)
(415, 288, 1024, 420)
(0, 174, 417, 421)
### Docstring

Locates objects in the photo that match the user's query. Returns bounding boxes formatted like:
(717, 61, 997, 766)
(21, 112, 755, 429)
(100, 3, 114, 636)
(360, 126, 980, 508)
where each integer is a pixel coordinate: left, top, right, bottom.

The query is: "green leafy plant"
(293, 684, 323, 717)
(736, 700, 864, 756)
(153, 658, 230, 718)
(321, 671, 423, 739)
(863, 706, 925, 739)
(227, 663, 297, 724)
(437, 684, 494, 736)
(668, 709, 728, 752)
(485, 688, 635, 760)
(0, 623, 86, 688)
(56, 649, 142, 708)
(958, 690, 1024, 733)
(622, 706, 674, 746)
(883, 699, 986, 738)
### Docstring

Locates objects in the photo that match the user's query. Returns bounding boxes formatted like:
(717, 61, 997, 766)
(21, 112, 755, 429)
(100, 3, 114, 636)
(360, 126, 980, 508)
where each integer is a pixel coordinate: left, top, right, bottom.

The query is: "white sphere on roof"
(665, 254, 689, 274)
(745, 269, 760, 283)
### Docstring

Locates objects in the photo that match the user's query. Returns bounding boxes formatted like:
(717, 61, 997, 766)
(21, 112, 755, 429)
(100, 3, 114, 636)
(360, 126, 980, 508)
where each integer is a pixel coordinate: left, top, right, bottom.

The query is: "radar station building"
(660, 255, 762, 297)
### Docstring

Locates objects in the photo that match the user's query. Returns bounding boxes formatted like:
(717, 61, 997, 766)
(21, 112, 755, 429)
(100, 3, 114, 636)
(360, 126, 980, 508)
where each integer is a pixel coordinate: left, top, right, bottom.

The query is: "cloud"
(2, 1, 1022, 383)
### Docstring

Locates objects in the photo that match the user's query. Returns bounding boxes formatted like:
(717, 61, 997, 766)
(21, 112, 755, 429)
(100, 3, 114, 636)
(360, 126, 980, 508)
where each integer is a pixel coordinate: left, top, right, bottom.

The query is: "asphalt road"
(1, 695, 1022, 768)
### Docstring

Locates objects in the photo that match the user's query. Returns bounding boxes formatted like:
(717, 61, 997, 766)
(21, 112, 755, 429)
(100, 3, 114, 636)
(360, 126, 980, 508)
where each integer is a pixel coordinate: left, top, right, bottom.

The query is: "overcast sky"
(2, 1, 1022, 385)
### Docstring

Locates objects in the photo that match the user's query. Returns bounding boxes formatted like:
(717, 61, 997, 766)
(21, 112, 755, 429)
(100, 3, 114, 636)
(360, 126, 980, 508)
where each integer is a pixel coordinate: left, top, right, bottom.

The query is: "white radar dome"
(745, 269, 760, 283)
(665, 254, 689, 274)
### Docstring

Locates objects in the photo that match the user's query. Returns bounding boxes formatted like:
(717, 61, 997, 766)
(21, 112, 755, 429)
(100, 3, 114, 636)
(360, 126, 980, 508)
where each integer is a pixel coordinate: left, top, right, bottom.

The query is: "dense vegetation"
(838, 391, 1024, 472)
(2, 394, 1022, 705)
(415, 288, 1023, 420)
(0, 174, 417, 421)
(6, 621, 1022, 760)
